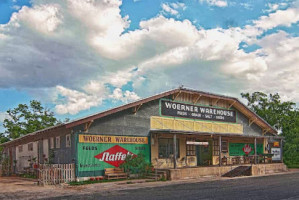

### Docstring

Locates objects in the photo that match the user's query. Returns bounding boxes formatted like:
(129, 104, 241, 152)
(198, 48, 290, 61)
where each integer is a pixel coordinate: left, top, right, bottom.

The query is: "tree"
(0, 133, 9, 159)
(2, 100, 58, 140)
(241, 92, 299, 167)
(241, 92, 296, 131)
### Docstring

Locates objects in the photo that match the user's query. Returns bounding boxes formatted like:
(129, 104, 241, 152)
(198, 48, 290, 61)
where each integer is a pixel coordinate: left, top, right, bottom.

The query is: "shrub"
(119, 153, 153, 178)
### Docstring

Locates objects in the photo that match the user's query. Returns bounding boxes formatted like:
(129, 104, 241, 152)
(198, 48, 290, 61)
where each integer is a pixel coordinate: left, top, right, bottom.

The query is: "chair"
(221, 157, 228, 165)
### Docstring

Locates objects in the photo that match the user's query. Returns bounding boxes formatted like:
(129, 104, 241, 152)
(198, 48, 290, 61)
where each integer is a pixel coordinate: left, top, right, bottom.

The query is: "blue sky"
(0, 0, 299, 131)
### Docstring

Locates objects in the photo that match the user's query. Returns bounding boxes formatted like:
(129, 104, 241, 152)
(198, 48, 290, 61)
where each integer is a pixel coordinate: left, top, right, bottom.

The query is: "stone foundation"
(168, 163, 288, 180)
(251, 163, 288, 176)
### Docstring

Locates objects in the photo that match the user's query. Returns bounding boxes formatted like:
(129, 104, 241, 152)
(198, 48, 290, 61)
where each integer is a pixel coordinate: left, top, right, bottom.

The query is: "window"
(56, 136, 60, 149)
(158, 138, 179, 158)
(50, 137, 54, 149)
(222, 140, 228, 153)
(66, 134, 71, 148)
(28, 143, 33, 151)
(18, 145, 23, 153)
(213, 140, 219, 156)
(213, 140, 228, 155)
(186, 145, 196, 156)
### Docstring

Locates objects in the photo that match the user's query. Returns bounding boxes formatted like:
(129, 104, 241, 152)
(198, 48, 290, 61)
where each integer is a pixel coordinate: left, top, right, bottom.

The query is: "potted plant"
(32, 157, 38, 169)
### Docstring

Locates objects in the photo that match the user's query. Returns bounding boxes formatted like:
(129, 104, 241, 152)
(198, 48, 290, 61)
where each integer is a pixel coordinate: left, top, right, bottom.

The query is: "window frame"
(66, 134, 71, 148)
(28, 143, 33, 151)
(18, 145, 23, 153)
(186, 144, 196, 156)
(222, 140, 228, 153)
(213, 139, 219, 156)
(50, 137, 54, 149)
(158, 138, 180, 159)
(56, 136, 60, 149)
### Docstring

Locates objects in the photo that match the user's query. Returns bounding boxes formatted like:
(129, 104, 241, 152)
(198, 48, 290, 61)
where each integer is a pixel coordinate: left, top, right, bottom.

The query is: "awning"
(150, 129, 283, 139)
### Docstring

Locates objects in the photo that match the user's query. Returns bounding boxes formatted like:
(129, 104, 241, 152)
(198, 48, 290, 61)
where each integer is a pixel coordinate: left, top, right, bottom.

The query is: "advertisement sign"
(273, 142, 280, 147)
(77, 134, 150, 173)
(160, 99, 236, 123)
(79, 134, 148, 144)
(229, 143, 263, 156)
(271, 148, 281, 161)
(242, 144, 253, 155)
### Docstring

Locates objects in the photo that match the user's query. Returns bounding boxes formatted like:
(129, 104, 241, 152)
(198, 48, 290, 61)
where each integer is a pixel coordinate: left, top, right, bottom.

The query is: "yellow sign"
(79, 134, 148, 144)
(273, 141, 280, 147)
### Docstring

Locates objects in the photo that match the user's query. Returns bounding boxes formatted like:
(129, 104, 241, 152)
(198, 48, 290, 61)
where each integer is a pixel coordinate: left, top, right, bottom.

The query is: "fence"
(38, 164, 75, 185)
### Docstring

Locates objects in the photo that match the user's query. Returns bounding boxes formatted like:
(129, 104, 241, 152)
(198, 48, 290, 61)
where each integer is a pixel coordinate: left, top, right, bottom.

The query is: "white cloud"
(109, 88, 140, 103)
(247, 31, 299, 101)
(263, 3, 288, 13)
(0, 112, 11, 123)
(1, 0, 299, 115)
(253, 8, 299, 31)
(201, 0, 228, 7)
(242, 7, 299, 43)
(240, 3, 253, 10)
(161, 2, 186, 16)
(55, 86, 103, 115)
(16, 4, 63, 34)
(162, 3, 178, 15)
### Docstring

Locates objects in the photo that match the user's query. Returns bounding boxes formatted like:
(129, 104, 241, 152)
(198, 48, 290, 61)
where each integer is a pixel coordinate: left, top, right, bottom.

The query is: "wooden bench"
(105, 168, 127, 180)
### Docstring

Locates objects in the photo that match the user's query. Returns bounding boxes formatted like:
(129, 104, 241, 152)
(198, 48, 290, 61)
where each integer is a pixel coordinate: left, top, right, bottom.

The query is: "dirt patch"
(0, 177, 83, 200)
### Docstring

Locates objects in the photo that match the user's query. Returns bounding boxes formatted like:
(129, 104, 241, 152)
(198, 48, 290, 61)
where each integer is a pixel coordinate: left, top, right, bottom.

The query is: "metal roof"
(1, 87, 278, 147)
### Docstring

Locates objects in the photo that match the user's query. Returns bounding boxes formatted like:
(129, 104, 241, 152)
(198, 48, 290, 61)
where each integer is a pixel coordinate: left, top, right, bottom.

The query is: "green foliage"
(1, 157, 10, 176)
(0, 133, 9, 154)
(241, 92, 299, 167)
(241, 92, 295, 131)
(48, 149, 55, 164)
(21, 173, 37, 179)
(120, 153, 153, 177)
(2, 100, 58, 140)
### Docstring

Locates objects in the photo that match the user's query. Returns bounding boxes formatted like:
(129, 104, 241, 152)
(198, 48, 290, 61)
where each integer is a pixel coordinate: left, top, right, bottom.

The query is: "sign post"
(173, 134, 177, 169)
(219, 136, 222, 167)
(254, 138, 257, 164)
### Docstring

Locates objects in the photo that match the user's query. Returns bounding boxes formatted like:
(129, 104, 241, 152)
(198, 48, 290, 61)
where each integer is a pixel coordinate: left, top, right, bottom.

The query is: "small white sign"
(271, 148, 281, 161)
(186, 141, 209, 145)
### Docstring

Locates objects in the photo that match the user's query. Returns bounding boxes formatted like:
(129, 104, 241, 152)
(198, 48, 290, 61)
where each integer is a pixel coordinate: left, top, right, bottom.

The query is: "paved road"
(49, 173, 299, 200)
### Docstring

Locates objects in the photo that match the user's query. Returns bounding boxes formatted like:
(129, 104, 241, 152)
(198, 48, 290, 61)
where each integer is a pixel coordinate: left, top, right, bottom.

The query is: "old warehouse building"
(1, 88, 286, 180)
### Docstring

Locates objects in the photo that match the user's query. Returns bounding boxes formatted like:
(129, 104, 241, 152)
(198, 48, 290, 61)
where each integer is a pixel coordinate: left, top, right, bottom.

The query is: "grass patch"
(69, 179, 127, 186)
(159, 176, 167, 181)
(20, 174, 37, 179)
(287, 164, 299, 168)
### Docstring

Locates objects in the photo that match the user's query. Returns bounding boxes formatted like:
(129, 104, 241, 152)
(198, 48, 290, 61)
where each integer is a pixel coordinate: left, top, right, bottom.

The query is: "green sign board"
(229, 143, 263, 156)
(77, 134, 150, 174)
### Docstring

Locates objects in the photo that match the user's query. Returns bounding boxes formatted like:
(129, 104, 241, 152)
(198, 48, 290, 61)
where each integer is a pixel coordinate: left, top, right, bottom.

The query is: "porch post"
(219, 136, 222, 167)
(280, 138, 283, 163)
(173, 133, 177, 169)
(254, 138, 257, 164)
